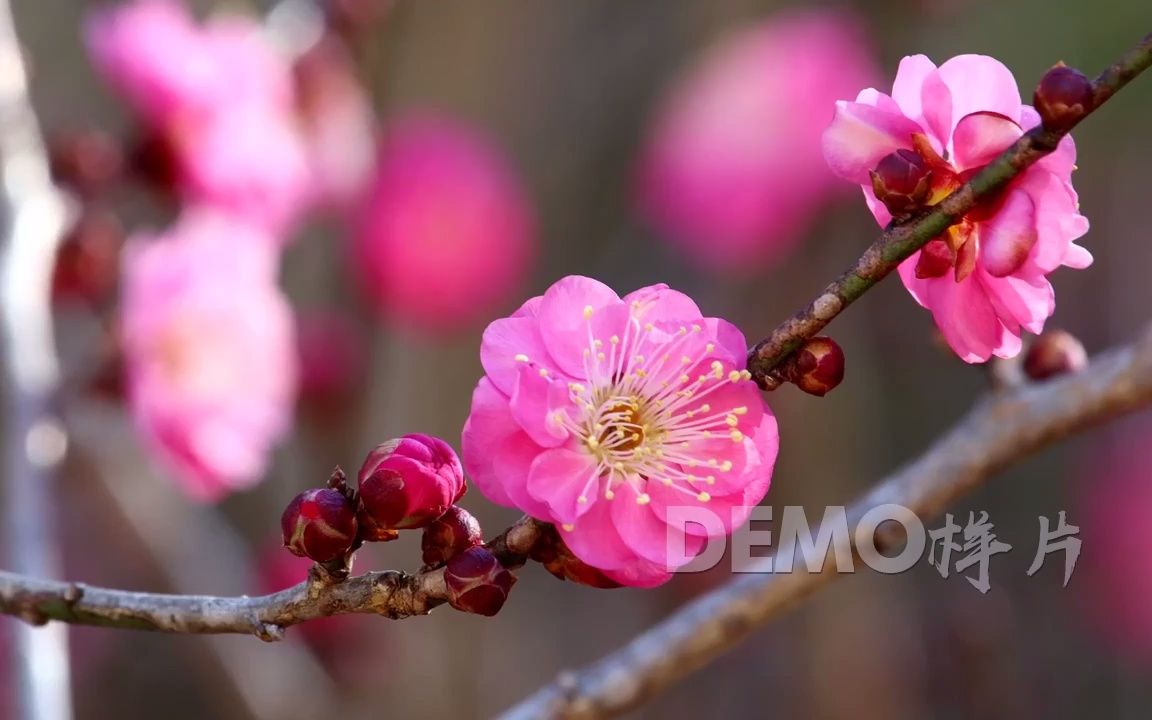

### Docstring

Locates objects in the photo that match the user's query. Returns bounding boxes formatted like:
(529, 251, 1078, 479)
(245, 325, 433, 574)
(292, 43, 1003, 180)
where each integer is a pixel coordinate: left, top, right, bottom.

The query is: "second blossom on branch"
(822, 54, 1092, 363)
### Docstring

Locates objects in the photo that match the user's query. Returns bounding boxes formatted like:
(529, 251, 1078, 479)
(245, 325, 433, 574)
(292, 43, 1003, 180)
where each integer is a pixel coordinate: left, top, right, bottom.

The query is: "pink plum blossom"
(635, 9, 879, 271)
(86, 0, 309, 233)
(462, 276, 778, 587)
(822, 54, 1092, 362)
(292, 37, 378, 212)
(119, 210, 298, 501)
(352, 114, 536, 334)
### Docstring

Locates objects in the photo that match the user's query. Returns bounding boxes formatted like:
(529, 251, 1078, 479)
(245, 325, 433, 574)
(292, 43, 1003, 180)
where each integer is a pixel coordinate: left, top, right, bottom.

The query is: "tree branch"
(0, 516, 546, 636)
(747, 31, 1152, 387)
(502, 322, 1152, 720)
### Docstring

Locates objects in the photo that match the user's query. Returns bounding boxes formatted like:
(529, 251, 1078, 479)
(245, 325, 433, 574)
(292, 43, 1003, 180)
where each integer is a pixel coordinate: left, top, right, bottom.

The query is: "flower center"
(526, 302, 757, 515)
(594, 399, 646, 452)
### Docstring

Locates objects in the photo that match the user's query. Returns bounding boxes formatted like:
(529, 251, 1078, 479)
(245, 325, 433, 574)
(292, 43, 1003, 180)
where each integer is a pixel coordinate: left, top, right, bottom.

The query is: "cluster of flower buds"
(280, 434, 513, 614)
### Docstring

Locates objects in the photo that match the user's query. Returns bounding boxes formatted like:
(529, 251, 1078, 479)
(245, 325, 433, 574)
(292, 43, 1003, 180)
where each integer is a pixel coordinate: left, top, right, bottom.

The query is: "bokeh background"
(4, 0, 1152, 717)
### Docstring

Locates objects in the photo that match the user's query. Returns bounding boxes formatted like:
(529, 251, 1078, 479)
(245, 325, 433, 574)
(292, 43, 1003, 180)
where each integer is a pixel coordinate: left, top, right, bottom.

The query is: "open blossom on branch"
(352, 113, 536, 335)
(822, 54, 1092, 362)
(635, 9, 878, 271)
(86, 0, 310, 233)
(119, 211, 298, 501)
(463, 276, 777, 587)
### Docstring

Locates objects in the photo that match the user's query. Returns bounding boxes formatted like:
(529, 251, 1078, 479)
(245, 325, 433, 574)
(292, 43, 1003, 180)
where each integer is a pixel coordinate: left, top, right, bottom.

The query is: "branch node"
(253, 621, 285, 643)
(63, 583, 85, 606)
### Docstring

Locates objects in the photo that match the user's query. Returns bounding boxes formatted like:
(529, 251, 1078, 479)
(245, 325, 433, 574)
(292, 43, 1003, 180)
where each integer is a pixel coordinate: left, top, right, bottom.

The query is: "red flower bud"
(870, 149, 931, 217)
(530, 525, 622, 589)
(48, 130, 124, 198)
(421, 506, 483, 565)
(52, 208, 125, 306)
(1034, 63, 1094, 133)
(281, 488, 359, 562)
(444, 547, 515, 616)
(357, 434, 466, 530)
(783, 336, 845, 397)
(1023, 329, 1087, 381)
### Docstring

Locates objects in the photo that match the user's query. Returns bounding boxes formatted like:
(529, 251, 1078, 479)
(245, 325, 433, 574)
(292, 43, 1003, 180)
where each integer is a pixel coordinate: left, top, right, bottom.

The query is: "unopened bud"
(281, 488, 359, 563)
(52, 208, 124, 305)
(1023, 329, 1087, 381)
(530, 525, 622, 589)
(422, 506, 483, 566)
(1034, 63, 1094, 133)
(783, 336, 845, 397)
(444, 547, 515, 616)
(49, 130, 124, 198)
(870, 149, 931, 217)
(357, 434, 466, 530)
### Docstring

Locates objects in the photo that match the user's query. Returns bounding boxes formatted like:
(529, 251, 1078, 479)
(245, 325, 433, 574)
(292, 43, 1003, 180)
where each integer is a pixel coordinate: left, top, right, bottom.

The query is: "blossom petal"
(600, 561, 674, 588)
(558, 498, 640, 570)
(609, 480, 705, 566)
(926, 275, 1003, 363)
(537, 275, 622, 377)
(951, 111, 1024, 171)
(978, 189, 1038, 277)
(480, 316, 550, 395)
(1017, 171, 1090, 273)
(979, 271, 1054, 335)
(1063, 243, 1094, 269)
(934, 54, 1023, 132)
(890, 54, 939, 131)
(526, 448, 599, 525)
(491, 431, 553, 520)
(461, 379, 519, 507)
(622, 283, 702, 323)
(822, 101, 921, 183)
(702, 317, 749, 365)
(509, 365, 570, 448)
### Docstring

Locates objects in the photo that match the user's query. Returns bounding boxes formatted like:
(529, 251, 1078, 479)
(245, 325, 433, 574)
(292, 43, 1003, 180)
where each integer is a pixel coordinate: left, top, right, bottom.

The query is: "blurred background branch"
(505, 321, 1152, 720)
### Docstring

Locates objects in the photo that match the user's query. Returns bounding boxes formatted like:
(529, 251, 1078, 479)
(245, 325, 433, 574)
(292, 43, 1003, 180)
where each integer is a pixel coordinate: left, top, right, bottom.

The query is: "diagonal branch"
(747, 31, 1152, 387)
(0, 516, 546, 635)
(502, 322, 1152, 720)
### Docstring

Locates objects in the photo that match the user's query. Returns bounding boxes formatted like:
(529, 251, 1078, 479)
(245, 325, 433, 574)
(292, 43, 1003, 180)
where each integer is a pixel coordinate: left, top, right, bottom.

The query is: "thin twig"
(0, 0, 74, 718)
(503, 323, 1152, 720)
(747, 31, 1152, 387)
(65, 402, 350, 720)
(0, 515, 546, 635)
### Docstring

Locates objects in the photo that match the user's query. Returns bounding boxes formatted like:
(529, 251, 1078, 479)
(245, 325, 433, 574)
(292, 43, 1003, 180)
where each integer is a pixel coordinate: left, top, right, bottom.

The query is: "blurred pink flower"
(120, 210, 298, 501)
(1077, 423, 1152, 663)
(352, 114, 536, 335)
(295, 310, 366, 410)
(635, 9, 879, 271)
(293, 37, 377, 211)
(463, 276, 777, 587)
(823, 54, 1092, 362)
(87, 0, 309, 233)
